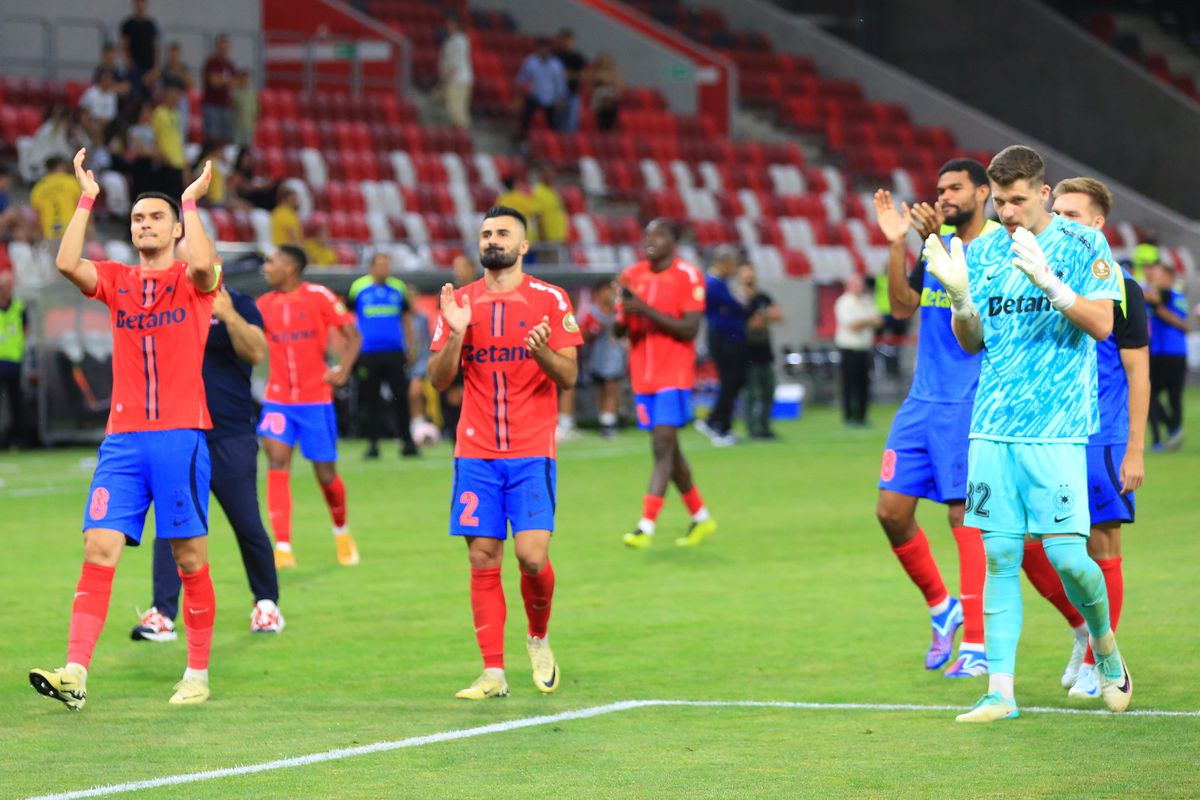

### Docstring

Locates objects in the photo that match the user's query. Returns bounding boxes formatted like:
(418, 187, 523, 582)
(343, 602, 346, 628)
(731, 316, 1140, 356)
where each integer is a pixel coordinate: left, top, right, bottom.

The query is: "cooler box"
(772, 384, 804, 420)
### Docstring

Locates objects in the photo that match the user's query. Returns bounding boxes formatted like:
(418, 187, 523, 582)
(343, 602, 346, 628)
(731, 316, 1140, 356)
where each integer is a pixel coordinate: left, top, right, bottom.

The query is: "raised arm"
(180, 161, 218, 291)
(55, 148, 100, 295)
(873, 189, 920, 320)
(428, 283, 470, 392)
(923, 234, 983, 354)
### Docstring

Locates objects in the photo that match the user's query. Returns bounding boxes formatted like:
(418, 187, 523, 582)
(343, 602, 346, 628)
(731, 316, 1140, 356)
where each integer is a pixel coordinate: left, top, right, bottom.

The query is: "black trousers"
(839, 348, 872, 423)
(0, 367, 23, 448)
(520, 96, 557, 137)
(707, 337, 748, 435)
(151, 434, 278, 619)
(1149, 354, 1187, 443)
(359, 349, 414, 446)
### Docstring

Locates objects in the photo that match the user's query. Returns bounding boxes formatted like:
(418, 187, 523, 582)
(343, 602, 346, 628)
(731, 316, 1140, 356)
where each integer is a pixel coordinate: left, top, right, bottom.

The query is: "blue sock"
(981, 533, 1024, 676)
(1041, 536, 1111, 641)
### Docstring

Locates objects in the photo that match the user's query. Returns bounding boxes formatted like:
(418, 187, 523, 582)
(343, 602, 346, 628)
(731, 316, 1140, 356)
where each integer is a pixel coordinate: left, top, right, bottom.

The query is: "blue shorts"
(965, 439, 1089, 537)
(1087, 443, 1135, 525)
(83, 430, 211, 545)
(449, 457, 557, 539)
(878, 397, 971, 503)
(634, 389, 693, 430)
(258, 401, 339, 462)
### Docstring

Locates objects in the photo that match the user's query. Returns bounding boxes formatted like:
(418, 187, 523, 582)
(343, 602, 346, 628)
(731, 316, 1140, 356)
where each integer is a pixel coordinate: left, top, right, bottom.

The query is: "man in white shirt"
(834, 274, 882, 426)
(439, 16, 473, 129)
(79, 69, 120, 129)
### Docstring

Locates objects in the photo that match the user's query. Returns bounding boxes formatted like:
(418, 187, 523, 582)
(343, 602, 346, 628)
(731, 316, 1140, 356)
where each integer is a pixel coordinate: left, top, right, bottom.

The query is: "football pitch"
(2, 395, 1198, 799)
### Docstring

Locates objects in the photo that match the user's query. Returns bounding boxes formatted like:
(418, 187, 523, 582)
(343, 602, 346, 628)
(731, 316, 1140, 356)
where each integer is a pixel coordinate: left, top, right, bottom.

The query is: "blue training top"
(349, 275, 409, 354)
(1148, 286, 1188, 357)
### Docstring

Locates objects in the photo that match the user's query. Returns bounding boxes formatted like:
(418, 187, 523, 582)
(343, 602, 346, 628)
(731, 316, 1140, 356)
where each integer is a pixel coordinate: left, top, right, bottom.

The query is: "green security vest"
(0, 298, 25, 365)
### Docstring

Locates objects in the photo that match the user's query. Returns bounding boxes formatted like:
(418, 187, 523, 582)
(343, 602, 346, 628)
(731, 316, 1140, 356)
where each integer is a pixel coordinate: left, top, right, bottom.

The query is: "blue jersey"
(1092, 276, 1148, 446)
(202, 288, 262, 439)
(906, 221, 1001, 403)
(348, 275, 409, 353)
(966, 215, 1122, 442)
(1148, 286, 1188, 356)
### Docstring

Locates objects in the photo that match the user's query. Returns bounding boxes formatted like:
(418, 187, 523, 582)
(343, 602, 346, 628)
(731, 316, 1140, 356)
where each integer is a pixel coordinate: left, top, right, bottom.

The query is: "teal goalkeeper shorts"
(964, 439, 1089, 537)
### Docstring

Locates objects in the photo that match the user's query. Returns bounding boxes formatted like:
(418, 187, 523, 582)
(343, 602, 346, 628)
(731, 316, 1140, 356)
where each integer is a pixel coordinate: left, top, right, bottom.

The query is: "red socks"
(520, 561, 555, 638)
(66, 563, 115, 668)
(470, 567, 506, 669)
(267, 469, 292, 545)
(681, 486, 705, 516)
(952, 526, 985, 644)
(892, 529, 948, 607)
(321, 475, 348, 528)
(180, 564, 216, 670)
(1084, 556, 1124, 665)
(641, 494, 664, 524)
(1022, 538, 1085, 628)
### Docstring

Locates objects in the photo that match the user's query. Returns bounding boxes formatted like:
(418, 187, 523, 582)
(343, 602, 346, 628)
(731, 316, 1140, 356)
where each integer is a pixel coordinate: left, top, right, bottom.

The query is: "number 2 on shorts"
(458, 491, 480, 527)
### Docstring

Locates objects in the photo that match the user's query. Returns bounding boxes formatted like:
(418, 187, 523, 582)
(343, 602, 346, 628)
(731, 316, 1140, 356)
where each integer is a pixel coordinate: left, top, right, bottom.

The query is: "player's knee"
(517, 554, 548, 574)
(983, 536, 1023, 577)
(874, 500, 910, 539)
(946, 504, 966, 529)
(1042, 537, 1093, 583)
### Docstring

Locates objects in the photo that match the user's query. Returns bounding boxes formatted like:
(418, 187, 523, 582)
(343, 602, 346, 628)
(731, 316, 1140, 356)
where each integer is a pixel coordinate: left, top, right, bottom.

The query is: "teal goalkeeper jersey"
(966, 215, 1123, 443)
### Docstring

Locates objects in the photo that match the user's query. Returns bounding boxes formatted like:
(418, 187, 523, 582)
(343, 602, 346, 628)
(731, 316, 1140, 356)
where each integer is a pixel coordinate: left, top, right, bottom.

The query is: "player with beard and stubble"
(428, 206, 583, 700)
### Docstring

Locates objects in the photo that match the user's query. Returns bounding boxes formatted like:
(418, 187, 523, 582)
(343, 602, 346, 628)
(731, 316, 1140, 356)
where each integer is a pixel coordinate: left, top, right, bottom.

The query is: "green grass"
(2, 394, 1199, 799)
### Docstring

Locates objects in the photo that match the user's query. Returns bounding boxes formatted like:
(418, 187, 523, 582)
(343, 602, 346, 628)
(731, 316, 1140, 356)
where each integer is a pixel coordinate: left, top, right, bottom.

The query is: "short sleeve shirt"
(618, 257, 706, 394)
(258, 282, 355, 405)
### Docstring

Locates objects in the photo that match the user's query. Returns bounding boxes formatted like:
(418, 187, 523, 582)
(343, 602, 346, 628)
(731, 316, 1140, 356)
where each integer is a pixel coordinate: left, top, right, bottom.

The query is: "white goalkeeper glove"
(923, 234, 975, 320)
(1011, 226, 1076, 311)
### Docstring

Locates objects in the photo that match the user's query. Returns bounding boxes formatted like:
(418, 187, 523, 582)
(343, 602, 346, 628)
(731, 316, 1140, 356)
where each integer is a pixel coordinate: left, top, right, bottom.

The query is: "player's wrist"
(1042, 276, 1076, 311)
(77, 195, 96, 211)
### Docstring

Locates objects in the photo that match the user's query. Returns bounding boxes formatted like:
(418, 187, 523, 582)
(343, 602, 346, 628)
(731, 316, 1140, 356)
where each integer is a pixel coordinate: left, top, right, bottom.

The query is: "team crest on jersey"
(335, 302, 348, 315)
(1054, 484, 1076, 513)
(562, 313, 579, 334)
(1091, 258, 1112, 280)
(692, 286, 705, 301)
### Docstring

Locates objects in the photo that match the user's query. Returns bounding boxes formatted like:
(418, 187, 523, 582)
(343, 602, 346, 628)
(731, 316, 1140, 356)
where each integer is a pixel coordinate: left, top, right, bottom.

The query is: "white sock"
(332, 525, 349, 536)
(183, 667, 209, 683)
(988, 673, 1015, 701)
(958, 641, 985, 654)
(599, 412, 617, 427)
(1072, 623, 1089, 642)
(929, 597, 951, 617)
(691, 507, 710, 524)
(275, 541, 292, 553)
(637, 518, 656, 535)
(558, 413, 575, 430)
(484, 667, 506, 681)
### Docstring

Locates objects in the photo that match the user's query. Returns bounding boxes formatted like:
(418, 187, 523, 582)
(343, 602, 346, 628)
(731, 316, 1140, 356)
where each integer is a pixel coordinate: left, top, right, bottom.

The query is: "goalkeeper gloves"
(923, 234, 975, 320)
(1011, 227, 1076, 311)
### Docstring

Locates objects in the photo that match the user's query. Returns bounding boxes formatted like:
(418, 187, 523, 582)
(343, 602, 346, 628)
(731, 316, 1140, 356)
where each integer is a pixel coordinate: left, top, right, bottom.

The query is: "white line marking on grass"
(25, 699, 1200, 800)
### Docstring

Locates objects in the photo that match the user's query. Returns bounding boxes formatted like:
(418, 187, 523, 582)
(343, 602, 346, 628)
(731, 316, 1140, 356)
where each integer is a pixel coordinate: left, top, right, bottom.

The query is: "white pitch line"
(23, 699, 1200, 800)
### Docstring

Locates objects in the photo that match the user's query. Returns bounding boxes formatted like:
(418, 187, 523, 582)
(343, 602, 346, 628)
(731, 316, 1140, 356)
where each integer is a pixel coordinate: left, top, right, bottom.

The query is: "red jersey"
(86, 260, 218, 434)
(431, 275, 583, 459)
(618, 257, 706, 394)
(258, 282, 355, 405)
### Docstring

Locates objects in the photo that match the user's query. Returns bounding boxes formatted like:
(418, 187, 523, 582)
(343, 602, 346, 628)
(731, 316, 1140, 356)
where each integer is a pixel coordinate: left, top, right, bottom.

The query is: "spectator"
(227, 148, 281, 211)
(0, 166, 16, 239)
(516, 37, 567, 138)
(438, 16, 473, 129)
(739, 261, 783, 440)
(30, 157, 80, 240)
(22, 105, 74, 182)
(530, 166, 568, 245)
(120, 0, 160, 101)
(231, 70, 258, 148)
(834, 273, 881, 426)
(304, 223, 337, 267)
(125, 102, 159, 198)
(589, 52, 623, 132)
(494, 177, 540, 240)
(697, 245, 746, 445)
(1144, 262, 1189, 450)
(580, 279, 626, 438)
(0, 270, 27, 450)
(161, 41, 193, 139)
(202, 34, 237, 144)
(554, 28, 586, 133)
(152, 78, 187, 197)
(270, 187, 303, 247)
(78, 69, 120, 138)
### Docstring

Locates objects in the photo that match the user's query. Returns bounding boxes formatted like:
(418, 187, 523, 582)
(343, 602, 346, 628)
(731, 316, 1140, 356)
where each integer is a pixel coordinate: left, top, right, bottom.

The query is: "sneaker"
(401, 440, 419, 457)
(955, 692, 1018, 723)
(675, 518, 717, 547)
(526, 635, 560, 694)
(1095, 639, 1133, 712)
(622, 530, 653, 550)
(711, 433, 737, 447)
(693, 418, 716, 439)
(131, 607, 177, 643)
(364, 444, 380, 460)
(1166, 428, 1185, 451)
(169, 676, 210, 705)
(250, 599, 285, 634)
(926, 598, 963, 670)
(334, 531, 360, 566)
(944, 648, 988, 678)
(1061, 633, 1088, 688)
(1067, 663, 1101, 700)
(455, 671, 509, 700)
(274, 545, 296, 570)
(29, 665, 87, 711)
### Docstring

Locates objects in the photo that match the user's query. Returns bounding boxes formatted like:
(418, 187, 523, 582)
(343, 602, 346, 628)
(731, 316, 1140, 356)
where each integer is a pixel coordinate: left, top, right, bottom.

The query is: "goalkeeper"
(925, 145, 1132, 722)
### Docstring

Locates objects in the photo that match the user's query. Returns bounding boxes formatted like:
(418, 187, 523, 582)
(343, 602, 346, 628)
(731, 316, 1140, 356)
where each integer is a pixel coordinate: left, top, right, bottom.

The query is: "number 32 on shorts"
(966, 481, 991, 518)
